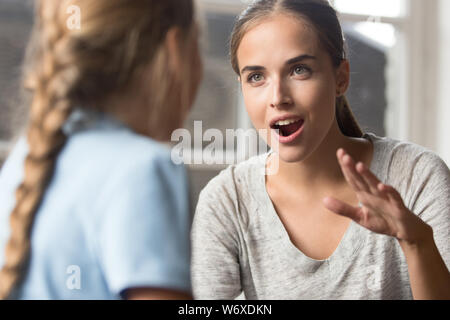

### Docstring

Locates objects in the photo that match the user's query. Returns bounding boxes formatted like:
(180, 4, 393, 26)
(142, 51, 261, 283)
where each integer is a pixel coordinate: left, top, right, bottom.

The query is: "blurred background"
(0, 0, 449, 208)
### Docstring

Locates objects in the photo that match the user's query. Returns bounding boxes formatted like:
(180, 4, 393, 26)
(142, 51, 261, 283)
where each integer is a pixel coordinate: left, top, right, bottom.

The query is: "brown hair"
(0, 0, 196, 299)
(230, 0, 363, 138)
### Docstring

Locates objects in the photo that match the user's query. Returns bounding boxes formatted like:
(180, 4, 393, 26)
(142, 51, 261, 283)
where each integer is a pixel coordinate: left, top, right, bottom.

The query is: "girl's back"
(0, 0, 201, 299)
(0, 109, 191, 299)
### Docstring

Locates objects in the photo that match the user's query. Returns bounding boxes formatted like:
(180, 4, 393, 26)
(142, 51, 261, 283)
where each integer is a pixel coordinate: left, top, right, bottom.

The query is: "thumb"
(323, 197, 363, 223)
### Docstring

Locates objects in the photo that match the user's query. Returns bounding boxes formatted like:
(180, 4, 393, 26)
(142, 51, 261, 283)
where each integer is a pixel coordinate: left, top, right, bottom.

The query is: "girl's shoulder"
(0, 108, 184, 208)
(56, 108, 183, 186)
(64, 107, 171, 161)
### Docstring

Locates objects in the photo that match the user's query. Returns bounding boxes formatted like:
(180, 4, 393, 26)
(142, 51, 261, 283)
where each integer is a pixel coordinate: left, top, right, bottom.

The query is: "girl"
(191, 0, 450, 299)
(0, 0, 202, 299)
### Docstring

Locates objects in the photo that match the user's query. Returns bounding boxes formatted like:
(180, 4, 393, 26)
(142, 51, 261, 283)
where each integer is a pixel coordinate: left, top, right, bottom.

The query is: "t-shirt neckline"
(257, 132, 382, 271)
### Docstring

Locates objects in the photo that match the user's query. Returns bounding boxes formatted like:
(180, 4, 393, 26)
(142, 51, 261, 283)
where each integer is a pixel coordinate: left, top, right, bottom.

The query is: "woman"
(0, 0, 202, 299)
(191, 0, 449, 299)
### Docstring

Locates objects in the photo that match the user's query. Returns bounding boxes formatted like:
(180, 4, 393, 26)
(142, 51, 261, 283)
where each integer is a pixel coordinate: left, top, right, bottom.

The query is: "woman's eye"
(249, 73, 263, 83)
(293, 65, 310, 76)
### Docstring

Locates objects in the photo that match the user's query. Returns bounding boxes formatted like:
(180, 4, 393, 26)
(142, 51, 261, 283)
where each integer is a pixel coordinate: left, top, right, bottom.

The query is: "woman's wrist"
(397, 217, 434, 252)
(396, 218, 450, 300)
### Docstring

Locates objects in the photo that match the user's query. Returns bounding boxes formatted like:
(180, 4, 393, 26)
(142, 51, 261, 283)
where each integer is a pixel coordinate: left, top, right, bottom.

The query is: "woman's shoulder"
(193, 153, 268, 240)
(365, 132, 448, 175)
(366, 132, 440, 157)
(365, 131, 429, 157)
(197, 152, 268, 206)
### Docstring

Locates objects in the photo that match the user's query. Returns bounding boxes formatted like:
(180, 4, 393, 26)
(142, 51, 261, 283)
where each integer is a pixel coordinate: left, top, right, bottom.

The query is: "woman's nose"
(270, 79, 293, 109)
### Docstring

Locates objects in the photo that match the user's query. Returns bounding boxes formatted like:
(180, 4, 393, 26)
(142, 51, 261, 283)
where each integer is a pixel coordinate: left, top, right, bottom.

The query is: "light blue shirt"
(0, 109, 191, 299)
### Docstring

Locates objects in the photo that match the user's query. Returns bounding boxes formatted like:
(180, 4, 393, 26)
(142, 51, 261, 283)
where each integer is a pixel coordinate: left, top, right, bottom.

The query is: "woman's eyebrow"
(240, 54, 317, 74)
(286, 54, 316, 65)
(240, 65, 265, 75)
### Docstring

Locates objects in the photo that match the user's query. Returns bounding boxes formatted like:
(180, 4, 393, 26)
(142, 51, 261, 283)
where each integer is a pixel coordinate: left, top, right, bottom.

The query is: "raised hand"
(322, 148, 432, 245)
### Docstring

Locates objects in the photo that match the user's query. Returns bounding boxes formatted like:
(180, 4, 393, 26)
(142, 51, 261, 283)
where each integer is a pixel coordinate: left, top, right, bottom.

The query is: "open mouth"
(271, 119, 304, 137)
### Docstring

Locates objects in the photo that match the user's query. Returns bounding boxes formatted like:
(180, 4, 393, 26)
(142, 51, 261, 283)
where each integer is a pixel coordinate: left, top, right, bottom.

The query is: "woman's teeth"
(275, 119, 302, 126)
(272, 118, 304, 137)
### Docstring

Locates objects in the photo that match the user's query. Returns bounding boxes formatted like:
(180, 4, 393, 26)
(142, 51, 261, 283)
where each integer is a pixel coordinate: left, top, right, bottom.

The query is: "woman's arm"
(398, 227, 450, 300)
(324, 148, 450, 300)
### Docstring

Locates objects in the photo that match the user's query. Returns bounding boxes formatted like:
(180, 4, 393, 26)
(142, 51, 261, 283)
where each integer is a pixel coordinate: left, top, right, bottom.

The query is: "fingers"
(356, 191, 390, 214)
(377, 183, 405, 209)
(335, 148, 407, 219)
(337, 149, 370, 192)
(357, 183, 406, 218)
(355, 161, 382, 197)
(323, 196, 363, 224)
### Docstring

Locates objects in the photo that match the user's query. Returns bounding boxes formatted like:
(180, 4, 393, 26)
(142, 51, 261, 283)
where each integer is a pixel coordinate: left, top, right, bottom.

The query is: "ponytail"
(335, 95, 363, 138)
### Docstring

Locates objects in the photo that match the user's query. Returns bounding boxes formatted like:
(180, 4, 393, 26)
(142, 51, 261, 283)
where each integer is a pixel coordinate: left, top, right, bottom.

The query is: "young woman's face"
(237, 14, 348, 163)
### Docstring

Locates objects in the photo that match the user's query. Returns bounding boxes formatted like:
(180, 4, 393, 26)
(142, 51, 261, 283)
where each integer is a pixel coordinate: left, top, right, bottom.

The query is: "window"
(328, 0, 409, 142)
(329, 0, 436, 150)
(0, 0, 33, 166)
(333, 0, 406, 17)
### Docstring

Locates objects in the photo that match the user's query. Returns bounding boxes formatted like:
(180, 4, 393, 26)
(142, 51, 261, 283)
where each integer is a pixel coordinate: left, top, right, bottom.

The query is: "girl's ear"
(165, 26, 183, 79)
(237, 76, 241, 82)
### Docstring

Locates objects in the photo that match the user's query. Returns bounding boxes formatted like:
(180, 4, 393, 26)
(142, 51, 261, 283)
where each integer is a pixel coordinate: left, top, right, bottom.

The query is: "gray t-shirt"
(191, 132, 450, 299)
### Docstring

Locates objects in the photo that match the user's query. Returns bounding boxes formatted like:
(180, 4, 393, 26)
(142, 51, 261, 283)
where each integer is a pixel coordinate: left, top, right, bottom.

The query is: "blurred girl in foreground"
(0, 0, 202, 299)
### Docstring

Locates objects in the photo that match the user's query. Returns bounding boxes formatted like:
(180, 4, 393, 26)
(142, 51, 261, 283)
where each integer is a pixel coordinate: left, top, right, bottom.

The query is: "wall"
(436, 0, 450, 166)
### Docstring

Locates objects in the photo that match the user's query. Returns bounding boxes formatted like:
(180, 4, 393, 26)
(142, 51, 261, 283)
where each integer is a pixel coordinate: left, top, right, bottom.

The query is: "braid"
(0, 3, 80, 299)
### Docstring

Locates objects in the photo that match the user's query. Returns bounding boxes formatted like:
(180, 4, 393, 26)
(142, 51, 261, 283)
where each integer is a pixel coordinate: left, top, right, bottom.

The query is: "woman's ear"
(335, 59, 350, 96)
